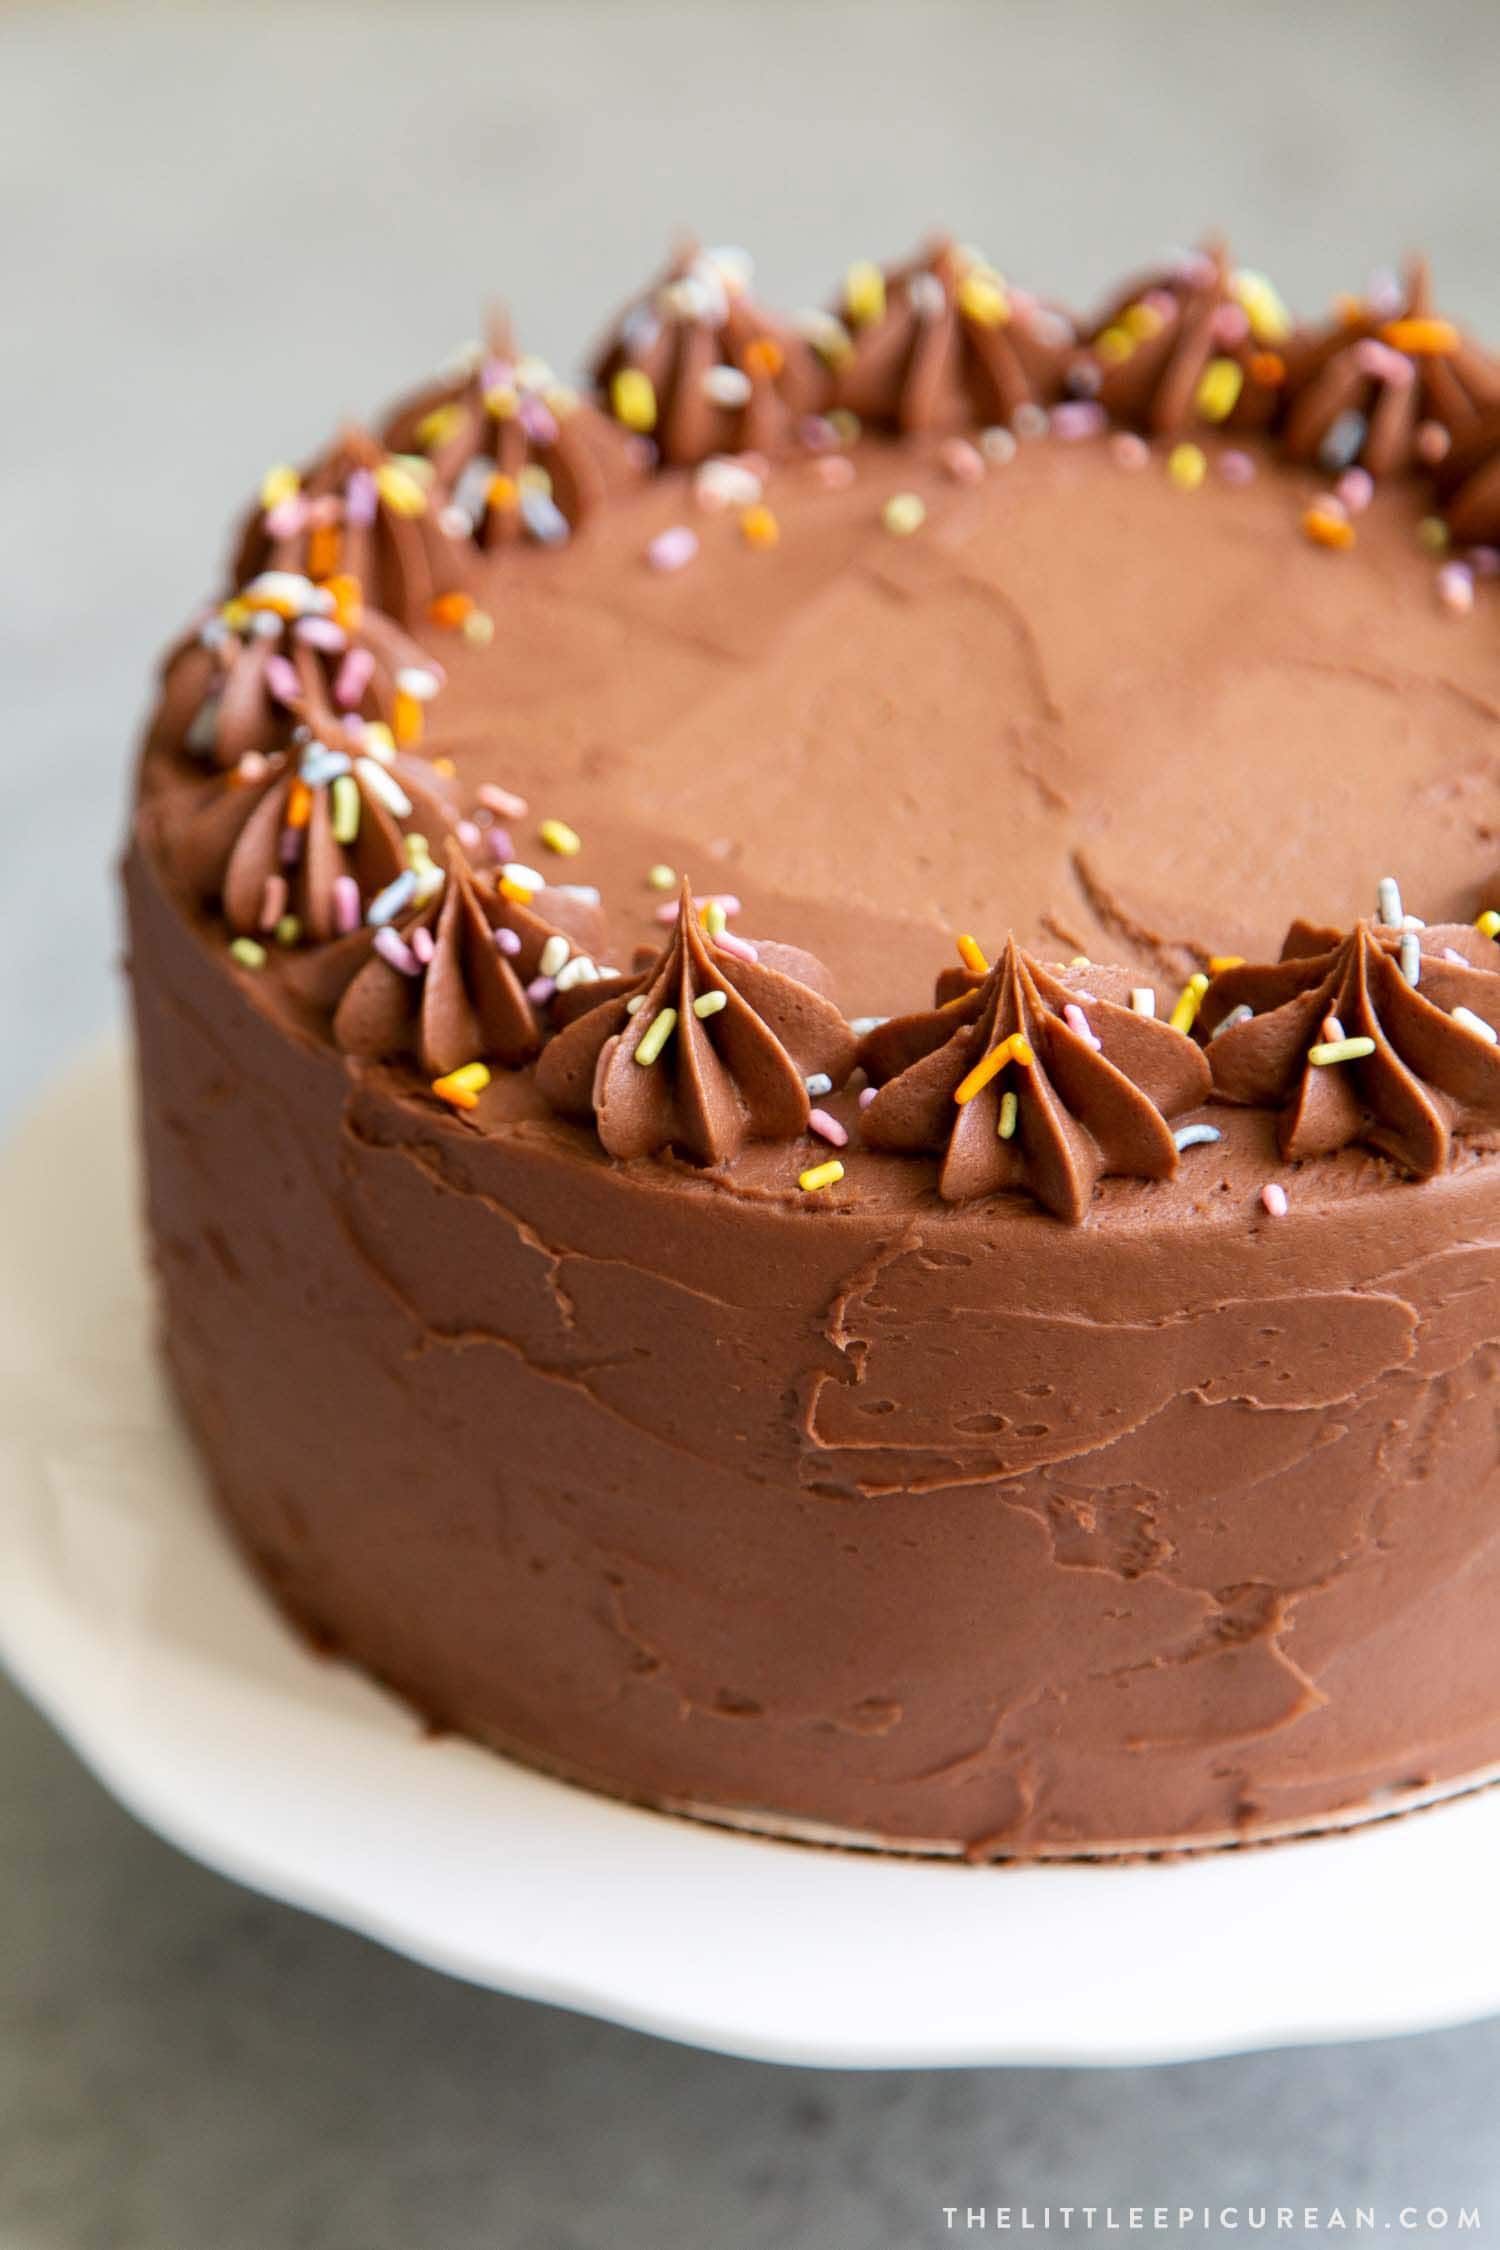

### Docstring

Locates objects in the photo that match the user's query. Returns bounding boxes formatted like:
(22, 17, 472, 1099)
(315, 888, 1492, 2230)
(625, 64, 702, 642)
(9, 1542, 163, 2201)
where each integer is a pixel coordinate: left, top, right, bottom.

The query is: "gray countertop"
(4, 0, 1500, 2238)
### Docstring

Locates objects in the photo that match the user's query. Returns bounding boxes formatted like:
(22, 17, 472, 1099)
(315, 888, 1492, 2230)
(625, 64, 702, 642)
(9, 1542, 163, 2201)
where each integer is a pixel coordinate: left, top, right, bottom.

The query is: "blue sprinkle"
(299, 741, 352, 787)
(521, 490, 571, 546)
(805, 1072, 834, 1098)
(1318, 409, 1367, 473)
(1174, 1123, 1223, 1153)
(367, 870, 417, 927)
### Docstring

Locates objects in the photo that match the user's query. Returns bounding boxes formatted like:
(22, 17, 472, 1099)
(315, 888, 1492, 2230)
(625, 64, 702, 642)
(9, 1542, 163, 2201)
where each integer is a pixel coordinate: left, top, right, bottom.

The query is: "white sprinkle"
(1376, 875, 1403, 928)
(501, 862, 544, 891)
(702, 364, 753, 408)
(394, 666, 441, 702)
(625, 993, 647, 1014)
(538, 934, 570, 979)
(1129, 987, 1156, 1018)
(1174, 1124, 1222, 1152)
(555, 883, 601, 906)
(805, 1072, 834, 1098)
(554, 955, 599, 992)
(1399, 930, 1421, 987)
(355, 757, 412, 818)
(850, 1015, 888, 1037)
(1452, 1004, 1498, 1044)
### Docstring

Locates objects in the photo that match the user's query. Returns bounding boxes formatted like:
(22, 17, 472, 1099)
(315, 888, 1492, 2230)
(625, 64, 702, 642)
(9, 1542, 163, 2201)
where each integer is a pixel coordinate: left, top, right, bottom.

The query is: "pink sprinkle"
(486, 826, 515, 863)
(1469, 545, 1500, 579)
(1051, 400, 1106, 442)
(648, 525, 700, 573)
(345, 469, 379, 528)
(1322, 1013, 1346, 1044)
(858, 1085, 878, 1110)
(1415, 419, 1452, 466)
(258, 874, 288, 932)
(495, 927, 523, 957)
(1213, 303, 1251, 347)
(1072, 989, 1099, 1004)
(1335, 466, 1374, 515)
(295, 615, 347, 654)
(1444, 946, 1469, 967)
(264, 497, 308, 539)
(1110, 432, 1150, 471)
(1261, 1182, 1289, 1219)
(410, 925, 435, 966)
(333, 875, 361, 935)
(335, 647, 376, 709)
(740, 452, 770, 483)
(279, 826, 302, 869)
(456, 819, 482, 851)
(809, 1108, 848, 1148)
(800, 415, 837, 452)
(374, 928, 418, 976)
(518, 397, 559, 447)
(713, 928, 759, 965)
(1354, 338, 1413, 387)
(940, 437, 986, 484)
(479, 782, 528, 820)
(526, 975, 556, 1005)
(1218, 450, 1256, 487)
(814, 454, 856, 490)
(264, 653, 302, 705)
(656, 892, 740, 925)
(1063, 1002, 1101, 1051)
(1438, 560, 1475, 614)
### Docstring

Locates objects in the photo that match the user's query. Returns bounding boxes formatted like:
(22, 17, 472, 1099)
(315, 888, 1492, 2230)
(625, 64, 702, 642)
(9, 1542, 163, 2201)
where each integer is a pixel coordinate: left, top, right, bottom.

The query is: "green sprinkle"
(331, 773, 360, 845)
(274, 914, 302, 947)
(647, 863, 677, 891)
(634, 1006, 678, 1065)
(230, 938, 267, 971)
(998, 1089, 1018, 1139)
(693, 990, 728, 1018)
(1309, 1035, 1376, 1066)
(1418, 516, 1450, 553)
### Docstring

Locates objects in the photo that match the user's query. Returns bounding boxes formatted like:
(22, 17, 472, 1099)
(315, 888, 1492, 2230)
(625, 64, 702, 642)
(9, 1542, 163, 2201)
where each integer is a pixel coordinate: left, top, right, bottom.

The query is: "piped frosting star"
(535, 884, 855, 1165)
(857, 937, 1211, 1222)
(1200, 917, 1500, 1176)
(1079, 239, 1294, 438)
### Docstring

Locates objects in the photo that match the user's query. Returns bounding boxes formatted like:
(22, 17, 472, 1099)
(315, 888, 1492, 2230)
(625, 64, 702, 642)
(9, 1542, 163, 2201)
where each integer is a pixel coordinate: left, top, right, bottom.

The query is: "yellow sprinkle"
(827, 408, 862, 447)
(634, 1006, 678, 1066)
(1477, 911, 1500, 939)
(844, 260, 886, 326)
(955, 933, 989, 974)
(374, 462, 429, 517)
(701, 900, 728, 937)
(1195, 357, 1244, 424)
(432, 1062, 491, 1110)
(259, 462, 300, 509)
(799, 1159, 846, 1194)
(647, 863, 677, 891)
(1095, 325, 1135, 366)
(229, 937, 267, 970)
(518, 463, 552, 497)
(393, 692, 424, 748)
(611, 367, 658, 433)
(997, 1089, 1019, 1140)
(883, 492, 926, 537)
(740, 504, 779, 550)
(1418, 515, 1450, 553)
(954, 1032, 1035, 1106)
(1121, 301, 1164, 341)
(693, 990, 728, 1018)
(1303, 505, 1356, 552)
(1169, 972, 1210, 1035)
(415, 403, 466, 450)
(956, 269, 1009, 329)
(274, 914, 301, 947)
(1309, 1035, 1376, 1067)
(1167, 443, 1207, 492)
(463, 609, 496, 646)
(538, 817, 581, 858)
(331, 773, 360, 844)
(482, 383, 519, 420)
(1231, 269, 1292, 346)
(362, 722, 396, 761)
(221, 598, 250, 633)
(1381, 317, 1460, 356)
(1208, 955, 1245, 975)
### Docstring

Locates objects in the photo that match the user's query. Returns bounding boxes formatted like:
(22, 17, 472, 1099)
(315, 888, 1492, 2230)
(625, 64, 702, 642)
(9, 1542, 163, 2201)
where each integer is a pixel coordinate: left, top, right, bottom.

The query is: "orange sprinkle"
(1208, 955, 1245, 974)
(953, 1032, 1034, 1106)
(285, 779, 312, 830)
(486, 474, 520, 511)
(1248, 351, 1285, 387)
(955, 933, 989, 975)
(428, 590, 474, 629)
(1380, 316, 1460, 356)
(742, 335, 785, 380)
(393, 691, 424, 747)
(740, 504, 780, 549)
(323, 573, 362, 633)
(306, 523, 342, 581)
(499, 876, 535, 904)
(430, 755, 457, 778)
(1302, 506, 1356, 551)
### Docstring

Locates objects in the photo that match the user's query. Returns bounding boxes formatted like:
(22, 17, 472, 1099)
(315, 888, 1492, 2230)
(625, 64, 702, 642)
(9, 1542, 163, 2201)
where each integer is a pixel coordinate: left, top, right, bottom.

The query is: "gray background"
(4, 0, 1500, 2240)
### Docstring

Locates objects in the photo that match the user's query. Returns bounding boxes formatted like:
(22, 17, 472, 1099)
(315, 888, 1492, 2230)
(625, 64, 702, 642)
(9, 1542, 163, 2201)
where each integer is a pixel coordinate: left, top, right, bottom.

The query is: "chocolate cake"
(125, 237, 1500, 1858)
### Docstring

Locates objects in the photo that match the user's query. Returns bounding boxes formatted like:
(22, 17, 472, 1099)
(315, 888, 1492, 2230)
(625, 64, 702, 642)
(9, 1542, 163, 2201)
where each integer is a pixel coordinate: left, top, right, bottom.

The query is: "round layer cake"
(125, 239, 1500, 1856)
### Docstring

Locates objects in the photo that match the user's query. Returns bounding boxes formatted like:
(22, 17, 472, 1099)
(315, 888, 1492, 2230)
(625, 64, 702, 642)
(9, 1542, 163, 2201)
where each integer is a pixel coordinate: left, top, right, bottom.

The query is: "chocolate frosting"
(167, 740, 457, 945)
(591, 241, 821, 466)
(535, 885, 855, 1163)
(859, 937, 1211, 1220)
(1203, 919, 1500, 1174)
(332, 840, 605, 1073)
(231, 426, 469, 627)
(1434, 405, 1500, 542)
(1080, 240, 1293, 438)
(149, 582, 443, 772)
(1282, 257, 1500, 478)
(831, 237, 1072, 434)
(383, 318, 641, 548)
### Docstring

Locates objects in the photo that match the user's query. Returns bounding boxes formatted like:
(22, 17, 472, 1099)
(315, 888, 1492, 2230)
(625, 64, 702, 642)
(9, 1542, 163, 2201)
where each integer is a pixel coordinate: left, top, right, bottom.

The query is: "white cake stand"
(4, 1037, 1500, 2070)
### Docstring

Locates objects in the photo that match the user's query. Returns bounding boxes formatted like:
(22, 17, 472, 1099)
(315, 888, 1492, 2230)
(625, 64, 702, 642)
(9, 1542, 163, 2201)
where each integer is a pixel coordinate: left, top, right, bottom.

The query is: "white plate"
(4, 1038, 1500, 2069)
